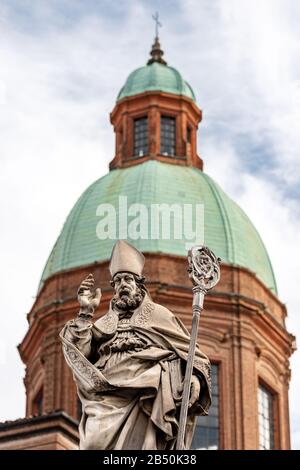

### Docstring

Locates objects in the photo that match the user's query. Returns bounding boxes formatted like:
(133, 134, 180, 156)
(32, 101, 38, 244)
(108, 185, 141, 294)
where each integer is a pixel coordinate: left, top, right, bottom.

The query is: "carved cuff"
(78, 308, 94, 319)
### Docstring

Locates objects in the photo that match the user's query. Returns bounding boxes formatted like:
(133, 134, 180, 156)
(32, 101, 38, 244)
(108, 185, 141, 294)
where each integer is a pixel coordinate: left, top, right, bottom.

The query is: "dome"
(117, 62, 196, 102)
(40, 160, 277, 293)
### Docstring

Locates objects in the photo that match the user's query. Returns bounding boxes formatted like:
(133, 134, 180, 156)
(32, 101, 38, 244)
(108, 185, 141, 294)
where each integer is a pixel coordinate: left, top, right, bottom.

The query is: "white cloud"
(0, 0, 299, 449)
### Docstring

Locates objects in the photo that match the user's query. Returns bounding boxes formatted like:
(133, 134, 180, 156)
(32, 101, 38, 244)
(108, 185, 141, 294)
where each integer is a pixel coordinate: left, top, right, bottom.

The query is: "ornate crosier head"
(187, 246, 221, 292)
(110, 271, 146, 311)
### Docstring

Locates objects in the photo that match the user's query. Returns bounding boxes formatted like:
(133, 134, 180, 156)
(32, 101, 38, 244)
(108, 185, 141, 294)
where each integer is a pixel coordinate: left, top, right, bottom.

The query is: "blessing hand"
(77, 273, 101, 317)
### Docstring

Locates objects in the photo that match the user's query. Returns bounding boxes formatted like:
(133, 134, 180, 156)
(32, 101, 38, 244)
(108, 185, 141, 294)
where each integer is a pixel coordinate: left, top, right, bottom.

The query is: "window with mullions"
(160, 116, 176, 156)
(191, 364, 220, 450)
(134, 117, 148, 157)
(258, 384, 275, 450)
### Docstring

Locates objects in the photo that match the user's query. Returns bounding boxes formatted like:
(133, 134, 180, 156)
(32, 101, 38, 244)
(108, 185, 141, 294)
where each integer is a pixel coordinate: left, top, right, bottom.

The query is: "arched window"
(191, 364, 220, 449)
(187, 126, 192, 144)
(134, 117, 148, 157)
(258, 383, 275, 450)
(32, 387, 43, 416)
(160, 116, 176, 156)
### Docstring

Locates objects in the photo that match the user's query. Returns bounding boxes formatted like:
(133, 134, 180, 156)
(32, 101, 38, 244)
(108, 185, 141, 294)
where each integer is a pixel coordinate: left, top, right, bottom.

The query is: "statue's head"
(111, 271, 146, 311)
(109, 240, 146, 311)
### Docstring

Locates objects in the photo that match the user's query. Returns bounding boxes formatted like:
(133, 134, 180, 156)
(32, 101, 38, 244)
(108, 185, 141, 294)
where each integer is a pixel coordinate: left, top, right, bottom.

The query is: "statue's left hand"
(189, 375, 200, 408)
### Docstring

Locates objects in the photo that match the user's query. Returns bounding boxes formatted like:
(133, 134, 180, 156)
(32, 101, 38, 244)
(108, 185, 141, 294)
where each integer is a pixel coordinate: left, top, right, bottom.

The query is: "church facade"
(0, 37, 295, 450)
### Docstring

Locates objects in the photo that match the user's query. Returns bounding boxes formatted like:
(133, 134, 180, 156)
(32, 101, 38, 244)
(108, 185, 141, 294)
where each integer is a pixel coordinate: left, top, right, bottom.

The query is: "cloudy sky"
(0, 0, 299, 449)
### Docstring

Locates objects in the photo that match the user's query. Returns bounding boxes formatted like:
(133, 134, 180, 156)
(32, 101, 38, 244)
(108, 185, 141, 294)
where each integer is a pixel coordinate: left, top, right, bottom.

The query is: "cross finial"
(148, 12, 167, 66)
(152, 12, 162, 38)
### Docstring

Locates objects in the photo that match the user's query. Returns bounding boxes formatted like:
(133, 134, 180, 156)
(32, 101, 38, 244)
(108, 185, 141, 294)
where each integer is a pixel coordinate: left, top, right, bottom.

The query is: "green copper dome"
(117, 62, 196, 102)
(40, 161, 277, 293)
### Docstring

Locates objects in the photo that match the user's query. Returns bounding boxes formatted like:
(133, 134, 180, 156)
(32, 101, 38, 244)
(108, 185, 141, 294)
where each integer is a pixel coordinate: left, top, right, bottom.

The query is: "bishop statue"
(60, 240, 211, 449)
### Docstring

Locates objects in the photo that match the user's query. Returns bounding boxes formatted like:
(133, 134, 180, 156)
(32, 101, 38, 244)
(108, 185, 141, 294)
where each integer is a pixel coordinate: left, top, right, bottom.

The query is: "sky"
(0, 0, 299, 448)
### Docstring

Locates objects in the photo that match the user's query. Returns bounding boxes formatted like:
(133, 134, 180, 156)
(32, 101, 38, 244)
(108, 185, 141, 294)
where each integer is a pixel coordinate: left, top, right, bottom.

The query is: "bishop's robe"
(60, 293, 211, 450)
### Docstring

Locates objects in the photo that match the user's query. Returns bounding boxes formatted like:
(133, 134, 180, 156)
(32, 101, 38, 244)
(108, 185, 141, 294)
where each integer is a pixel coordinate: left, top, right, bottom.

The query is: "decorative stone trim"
(131, 302, 154, 328)
(62, 341, 114, 392)
(94, 310, 118, 335)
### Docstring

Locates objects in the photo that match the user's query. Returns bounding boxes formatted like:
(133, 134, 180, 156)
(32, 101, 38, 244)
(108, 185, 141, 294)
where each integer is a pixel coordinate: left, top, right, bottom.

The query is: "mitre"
(109, 240, 145, 277)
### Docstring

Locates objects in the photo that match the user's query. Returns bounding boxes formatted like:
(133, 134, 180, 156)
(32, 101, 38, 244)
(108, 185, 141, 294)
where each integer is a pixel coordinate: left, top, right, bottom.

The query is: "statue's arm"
(64, 274, 101, 359)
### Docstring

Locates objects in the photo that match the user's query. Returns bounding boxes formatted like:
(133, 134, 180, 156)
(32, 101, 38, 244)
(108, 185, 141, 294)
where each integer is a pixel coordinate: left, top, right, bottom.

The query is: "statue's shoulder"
(151, 301, 175, 319)
(132, 297, 176, 329)
(149, 300, 190, 337)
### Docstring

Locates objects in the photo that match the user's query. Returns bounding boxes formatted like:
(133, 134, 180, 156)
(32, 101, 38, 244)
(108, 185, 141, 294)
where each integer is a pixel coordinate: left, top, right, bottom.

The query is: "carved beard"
(112, 287, 144, 311)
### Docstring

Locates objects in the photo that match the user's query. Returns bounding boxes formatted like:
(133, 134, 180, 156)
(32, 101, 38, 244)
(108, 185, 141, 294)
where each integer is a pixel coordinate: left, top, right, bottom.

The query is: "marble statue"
(60, 240, 211, 450)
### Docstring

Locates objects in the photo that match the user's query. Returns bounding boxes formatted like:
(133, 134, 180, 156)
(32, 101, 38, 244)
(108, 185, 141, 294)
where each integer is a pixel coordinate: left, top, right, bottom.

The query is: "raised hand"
(77, 273, 101, 317)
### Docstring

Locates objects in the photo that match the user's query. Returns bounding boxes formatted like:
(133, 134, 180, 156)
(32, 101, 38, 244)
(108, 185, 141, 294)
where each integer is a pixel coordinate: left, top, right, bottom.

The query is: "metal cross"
(152, 12, 162, 38)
